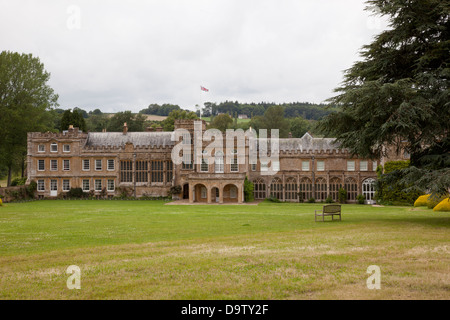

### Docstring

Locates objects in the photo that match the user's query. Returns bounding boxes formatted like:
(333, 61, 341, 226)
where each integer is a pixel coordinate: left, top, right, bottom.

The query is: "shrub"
(427, 194, 448, 209)
(325, 195, 333, 203)
(414, 194, 430, 207)
(266, 196, 281, 203)
(10, 177, 26, 186)
(169, 185, 182, 196)
(0, 198, 2, 206)
(307, 198, 315, 203)
(356, 194, 365, 204)
(244, 177, 254, 202)
(433, 198, 450, 212)
(338, 188, 347, 204)
(297, 192, 304, 203)
(66, 188, 88, 199)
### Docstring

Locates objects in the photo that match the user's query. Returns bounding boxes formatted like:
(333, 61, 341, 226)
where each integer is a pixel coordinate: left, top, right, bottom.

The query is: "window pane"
(360, 161, 368, 171)
(83, 159, 90, 170)
(347, 161, 355, 171)
(317, 161, 324, 171)
(302, 161, 309, 171)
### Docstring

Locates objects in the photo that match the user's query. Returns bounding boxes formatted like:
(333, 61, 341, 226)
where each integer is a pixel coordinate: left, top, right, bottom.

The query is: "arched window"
(285, 177, 298, 201)
(315, 177, 327, 202)
(329, 177, 342, 202)
(253, 178, 266, 199)
(214, 151, 224, 173)
(299, 177, 312, 201)
(362, 178, 376, 201)
(270, 177, 283, 200)
(345, 177, 357, 201)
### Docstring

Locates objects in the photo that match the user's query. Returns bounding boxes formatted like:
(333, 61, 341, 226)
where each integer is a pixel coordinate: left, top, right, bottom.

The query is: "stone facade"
(27, 120, 382, 203)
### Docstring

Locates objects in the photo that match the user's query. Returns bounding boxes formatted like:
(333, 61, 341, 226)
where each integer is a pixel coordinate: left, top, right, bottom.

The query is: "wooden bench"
(315, 204, 342, 222)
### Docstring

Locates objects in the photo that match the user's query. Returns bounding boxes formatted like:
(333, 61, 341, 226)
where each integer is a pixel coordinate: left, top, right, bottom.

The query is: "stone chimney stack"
(288, 132, 292, 138)
(68, 125, 74, 133)
(102, 128, 106, 133)
(123, 122, 128, 135)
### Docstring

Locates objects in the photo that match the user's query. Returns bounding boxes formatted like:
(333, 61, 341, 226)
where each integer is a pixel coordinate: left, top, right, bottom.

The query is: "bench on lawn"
(315, 204, 342, 222)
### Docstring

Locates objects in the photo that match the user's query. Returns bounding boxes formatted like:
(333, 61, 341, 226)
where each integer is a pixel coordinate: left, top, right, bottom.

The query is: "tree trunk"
(7, 164, 12, 187)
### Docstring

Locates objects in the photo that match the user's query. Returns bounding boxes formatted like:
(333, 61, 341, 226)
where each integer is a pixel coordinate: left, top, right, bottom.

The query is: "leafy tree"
(107, 111, 146, 132)
(318, 0, 450, 197)
(86, 113, 109, 132)
(208, 113, 233, 132)
(289, 117, 311, 138)
(60, 109, 87, 132)
(252, 105, 290, 138)
(0, 51, 58, 186)
(162, 109, 198, 131)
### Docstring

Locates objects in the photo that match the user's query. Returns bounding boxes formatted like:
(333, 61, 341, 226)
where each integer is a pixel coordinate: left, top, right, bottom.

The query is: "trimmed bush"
(433, 198, 450, 212)
(338, 188, 347, 204)
(427, 195, 448, 209)
(307, 198, 315, 203)
(0, 198, 2, 206)
(414, 194, 430, 207)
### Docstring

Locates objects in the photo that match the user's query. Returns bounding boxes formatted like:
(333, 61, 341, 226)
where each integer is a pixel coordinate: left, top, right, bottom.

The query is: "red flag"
(200, 86, 209, 92)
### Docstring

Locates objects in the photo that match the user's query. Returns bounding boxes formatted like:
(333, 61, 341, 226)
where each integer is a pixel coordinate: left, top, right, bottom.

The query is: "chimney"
(156, 127, 163, 132)
(102, 128, 106, 133)
(288, 132, 292, 138)
(68, 125, 74, 133)
(123, 122, 128, 135)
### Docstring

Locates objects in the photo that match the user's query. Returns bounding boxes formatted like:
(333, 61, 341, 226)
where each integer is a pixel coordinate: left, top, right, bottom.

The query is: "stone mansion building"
(26, 119, 400, 204)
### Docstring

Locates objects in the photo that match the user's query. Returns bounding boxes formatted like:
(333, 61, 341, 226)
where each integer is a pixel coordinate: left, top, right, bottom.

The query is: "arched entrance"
(194, 183, 208, 203)
(223, 184, 238, 203)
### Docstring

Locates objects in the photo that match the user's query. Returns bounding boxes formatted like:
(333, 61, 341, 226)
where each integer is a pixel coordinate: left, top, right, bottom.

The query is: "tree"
(60, 109, 87, 132)
(162, 109, 198, 131)
(107, 111, 146, 132)
(258, 105, 290, 138)
(289, 117, 311, 138)
(0, 51, 58, 186)
(209, 113, 233, 132)
(318, 0, 449, 197)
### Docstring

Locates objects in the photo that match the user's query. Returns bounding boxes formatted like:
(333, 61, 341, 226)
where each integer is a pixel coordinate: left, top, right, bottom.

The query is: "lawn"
(0, 200, 448, 300)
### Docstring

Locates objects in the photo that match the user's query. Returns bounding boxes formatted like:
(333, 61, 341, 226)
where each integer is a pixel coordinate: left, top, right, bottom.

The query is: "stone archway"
(193, 183, 208, 203)
(223, 184, 238, 203)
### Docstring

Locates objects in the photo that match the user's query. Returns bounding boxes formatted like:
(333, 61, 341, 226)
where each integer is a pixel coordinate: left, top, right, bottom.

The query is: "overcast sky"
(0, 0, 388, 113)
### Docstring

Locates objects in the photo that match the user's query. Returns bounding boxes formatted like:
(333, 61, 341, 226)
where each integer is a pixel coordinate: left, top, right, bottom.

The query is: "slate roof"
(84, 132, 175, 148)
(83, 131, 339, 151)
(258, 133, 340, 152)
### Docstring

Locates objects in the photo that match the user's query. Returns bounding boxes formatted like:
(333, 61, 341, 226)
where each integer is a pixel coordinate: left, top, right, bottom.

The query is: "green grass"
(0, 200, 449, 299)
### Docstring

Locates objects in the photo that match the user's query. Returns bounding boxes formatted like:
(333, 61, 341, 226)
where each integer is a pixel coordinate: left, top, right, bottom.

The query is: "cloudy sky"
(0, 0, 388, 113)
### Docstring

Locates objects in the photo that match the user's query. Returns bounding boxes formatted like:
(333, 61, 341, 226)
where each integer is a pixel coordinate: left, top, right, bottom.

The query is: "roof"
(259, 133, 340, 152)
(84, 132, 175, 148)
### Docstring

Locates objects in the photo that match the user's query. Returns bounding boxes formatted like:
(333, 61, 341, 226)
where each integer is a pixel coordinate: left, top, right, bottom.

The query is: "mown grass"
(0, 200, 448, 299)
